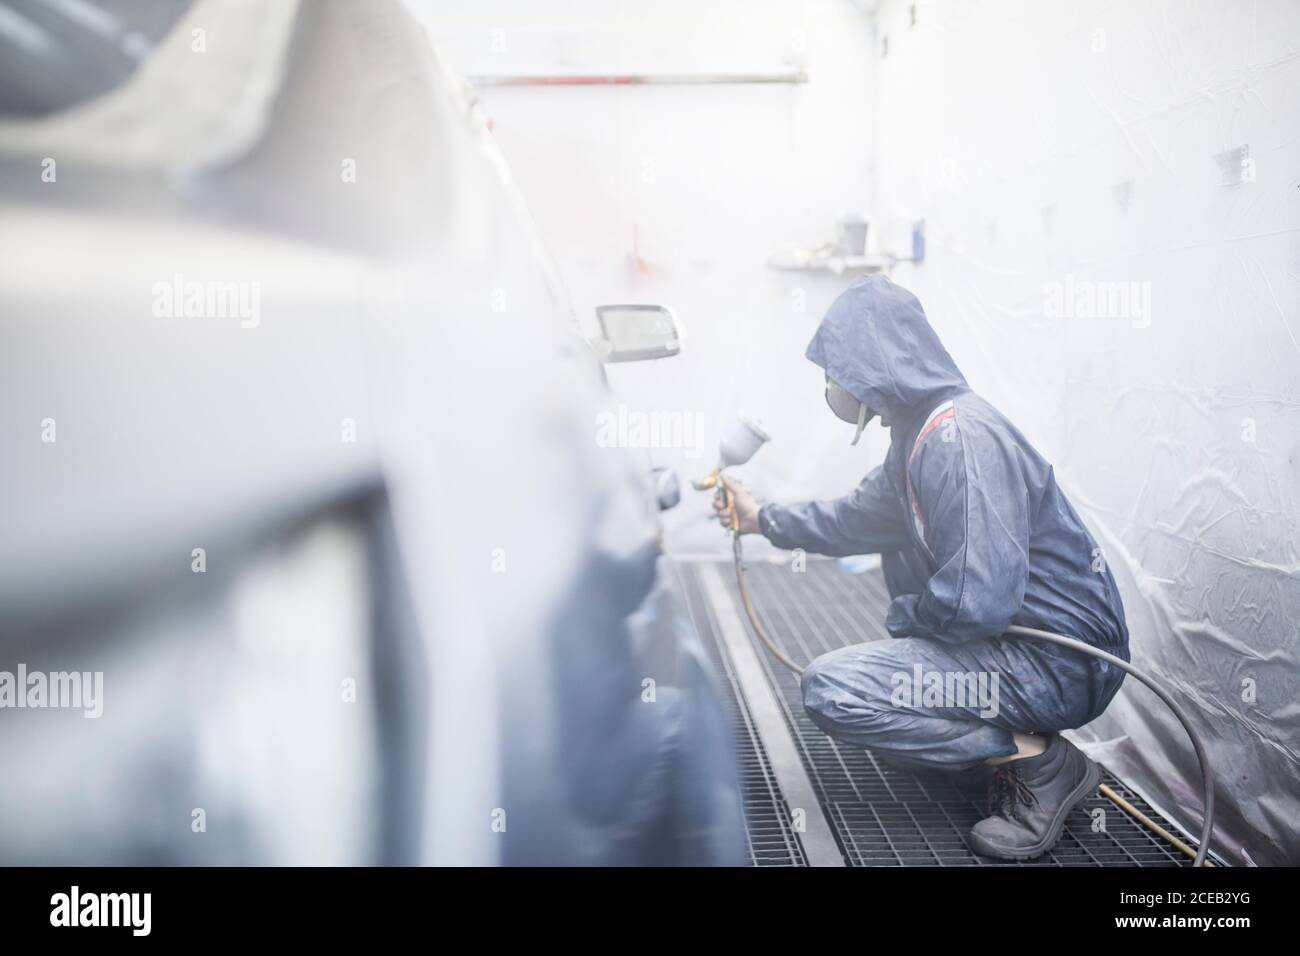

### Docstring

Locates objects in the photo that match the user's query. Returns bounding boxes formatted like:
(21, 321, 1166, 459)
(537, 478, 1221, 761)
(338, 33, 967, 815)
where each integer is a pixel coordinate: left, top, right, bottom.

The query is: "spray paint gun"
(691, 416, 806, 672)
(692, 417, 770, 532)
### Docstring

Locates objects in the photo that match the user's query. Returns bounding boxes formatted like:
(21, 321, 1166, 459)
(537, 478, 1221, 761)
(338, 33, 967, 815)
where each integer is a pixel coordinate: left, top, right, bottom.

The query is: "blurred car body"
(0, 0, 742, 865)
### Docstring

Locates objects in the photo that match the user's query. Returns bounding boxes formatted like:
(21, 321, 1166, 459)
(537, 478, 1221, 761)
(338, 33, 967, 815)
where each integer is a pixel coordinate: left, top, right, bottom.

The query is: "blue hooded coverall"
(759, 276, 1130, 770)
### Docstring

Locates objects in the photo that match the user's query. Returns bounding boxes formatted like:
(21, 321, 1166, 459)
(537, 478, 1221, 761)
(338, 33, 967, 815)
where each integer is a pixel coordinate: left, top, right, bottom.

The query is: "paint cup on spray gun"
(692, 416, 770, 531)
(692, 416, 770, 490)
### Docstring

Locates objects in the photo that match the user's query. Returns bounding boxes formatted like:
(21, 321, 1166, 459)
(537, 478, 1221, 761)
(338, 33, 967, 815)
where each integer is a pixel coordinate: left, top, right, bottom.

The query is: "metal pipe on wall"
(466, 69, 808, 87)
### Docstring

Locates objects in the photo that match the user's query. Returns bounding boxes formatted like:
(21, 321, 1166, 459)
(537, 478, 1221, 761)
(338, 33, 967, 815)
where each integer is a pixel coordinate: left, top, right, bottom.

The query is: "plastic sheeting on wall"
(870, 0, 1300, 865)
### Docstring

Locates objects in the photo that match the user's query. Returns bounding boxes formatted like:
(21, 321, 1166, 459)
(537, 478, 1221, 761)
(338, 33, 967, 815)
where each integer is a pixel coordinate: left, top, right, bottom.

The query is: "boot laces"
(988, 764, 1039, 821)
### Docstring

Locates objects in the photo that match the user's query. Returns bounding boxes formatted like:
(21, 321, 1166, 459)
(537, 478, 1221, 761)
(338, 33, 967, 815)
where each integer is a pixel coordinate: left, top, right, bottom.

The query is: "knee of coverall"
(800, 645, 894, 739)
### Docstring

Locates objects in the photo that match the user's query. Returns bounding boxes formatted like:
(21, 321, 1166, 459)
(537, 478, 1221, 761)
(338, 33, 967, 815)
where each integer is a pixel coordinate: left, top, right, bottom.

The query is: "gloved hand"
(712, 475, 760, 535)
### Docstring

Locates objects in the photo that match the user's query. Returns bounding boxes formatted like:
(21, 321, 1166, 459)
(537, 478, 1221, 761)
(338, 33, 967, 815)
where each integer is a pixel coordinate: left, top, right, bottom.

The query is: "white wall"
(415, 0, 885, 554)
(870, 0, 1300, 864)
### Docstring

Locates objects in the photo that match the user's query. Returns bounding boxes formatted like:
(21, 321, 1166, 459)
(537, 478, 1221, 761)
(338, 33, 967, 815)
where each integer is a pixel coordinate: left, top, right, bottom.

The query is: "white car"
(0, 0, 742, 865)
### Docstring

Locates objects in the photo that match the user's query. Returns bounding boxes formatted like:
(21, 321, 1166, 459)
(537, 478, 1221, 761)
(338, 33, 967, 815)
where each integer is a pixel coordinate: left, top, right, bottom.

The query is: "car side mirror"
(652, 468, 681, 511)
(591, 304, 681, 363)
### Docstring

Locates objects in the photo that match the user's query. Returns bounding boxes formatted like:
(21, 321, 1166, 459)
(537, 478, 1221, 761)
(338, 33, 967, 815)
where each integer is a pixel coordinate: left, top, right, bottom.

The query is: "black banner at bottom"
(0, 864, 1278, 941)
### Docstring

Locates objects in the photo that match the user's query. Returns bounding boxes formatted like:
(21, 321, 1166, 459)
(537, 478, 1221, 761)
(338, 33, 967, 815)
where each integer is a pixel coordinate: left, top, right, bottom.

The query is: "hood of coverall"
(805, 275, 968, 424)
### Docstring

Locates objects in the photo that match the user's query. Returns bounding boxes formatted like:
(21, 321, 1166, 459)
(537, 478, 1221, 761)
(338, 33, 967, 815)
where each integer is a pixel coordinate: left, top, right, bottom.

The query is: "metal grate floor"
(676, 563, 806, 866)
(684, 558, 1199, 867)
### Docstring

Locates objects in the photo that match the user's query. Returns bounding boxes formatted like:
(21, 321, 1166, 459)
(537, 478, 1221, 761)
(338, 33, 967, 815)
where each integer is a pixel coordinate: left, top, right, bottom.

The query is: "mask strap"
(850, 402, 868, 446)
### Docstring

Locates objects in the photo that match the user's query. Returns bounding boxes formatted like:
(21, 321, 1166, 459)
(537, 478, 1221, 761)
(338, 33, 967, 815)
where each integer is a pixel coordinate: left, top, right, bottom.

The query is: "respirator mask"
(825, 374, 875, 445)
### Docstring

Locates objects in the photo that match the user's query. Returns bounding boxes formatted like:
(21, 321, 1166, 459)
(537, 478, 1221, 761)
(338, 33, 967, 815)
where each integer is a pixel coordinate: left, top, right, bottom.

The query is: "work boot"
(967, 733, 1100, 860)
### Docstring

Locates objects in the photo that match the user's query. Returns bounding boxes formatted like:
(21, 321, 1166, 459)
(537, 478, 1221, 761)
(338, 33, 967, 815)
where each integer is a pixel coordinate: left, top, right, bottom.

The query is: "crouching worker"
(713, 275, 1129, 860)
